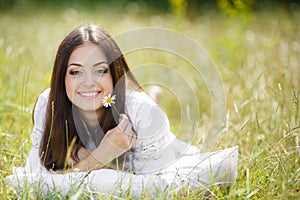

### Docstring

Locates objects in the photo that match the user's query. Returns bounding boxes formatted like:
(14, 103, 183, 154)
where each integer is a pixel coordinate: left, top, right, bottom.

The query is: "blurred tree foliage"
(0, 0, 299, 15)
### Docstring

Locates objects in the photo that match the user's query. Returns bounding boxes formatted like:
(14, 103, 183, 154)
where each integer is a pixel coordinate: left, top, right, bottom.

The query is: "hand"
(68, 147, 91, 166)
(91, 114, 136, 165)
(57, 114, 136, 173)
(107, 114, 136, 151)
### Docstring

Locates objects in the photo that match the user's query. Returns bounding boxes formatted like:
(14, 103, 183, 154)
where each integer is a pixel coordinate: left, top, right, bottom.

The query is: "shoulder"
(125, 89, 156, 106)
(34, 88, 50, 114)
(36, 88, 50, 102)
(31, 88, 50, 144)
(125, 89, 156, 119)
(125, 89, 171, 136)
(39, 88, 51, 98)
(125, 89, 155, 104)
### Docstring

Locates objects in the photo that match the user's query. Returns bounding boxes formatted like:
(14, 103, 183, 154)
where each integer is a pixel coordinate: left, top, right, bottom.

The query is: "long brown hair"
(39, 24, 140, 170)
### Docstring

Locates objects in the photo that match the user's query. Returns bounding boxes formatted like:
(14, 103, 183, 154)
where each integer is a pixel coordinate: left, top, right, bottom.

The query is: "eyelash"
(69, 70, 81, 75)
(68, 68, 108, 76)
(95, 68, 108, 74)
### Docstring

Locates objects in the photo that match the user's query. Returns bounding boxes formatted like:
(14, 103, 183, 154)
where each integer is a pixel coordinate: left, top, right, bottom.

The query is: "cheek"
(65, 77, 76, 99)
(108, 77, 114, 92)
(100, 75, 114, 92)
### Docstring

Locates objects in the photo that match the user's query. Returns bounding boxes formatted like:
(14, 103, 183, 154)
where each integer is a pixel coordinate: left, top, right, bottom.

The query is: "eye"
(94, 68, 108, 75)
(69, 70, 82, 76)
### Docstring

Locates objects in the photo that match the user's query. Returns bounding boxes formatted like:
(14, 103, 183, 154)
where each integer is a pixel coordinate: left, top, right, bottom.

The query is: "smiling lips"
(78, 91, 101, 97)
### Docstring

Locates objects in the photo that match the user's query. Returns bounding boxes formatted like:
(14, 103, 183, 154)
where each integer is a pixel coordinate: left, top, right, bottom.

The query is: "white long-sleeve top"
(7, 88, 238, 197)
(25, 88, 181, 174)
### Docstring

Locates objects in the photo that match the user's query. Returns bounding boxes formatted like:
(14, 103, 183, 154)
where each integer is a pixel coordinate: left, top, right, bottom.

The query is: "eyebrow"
(68, 61, 108, 68)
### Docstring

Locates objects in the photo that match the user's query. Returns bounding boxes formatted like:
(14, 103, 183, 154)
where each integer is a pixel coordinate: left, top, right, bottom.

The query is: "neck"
(79, 108, 103, 129)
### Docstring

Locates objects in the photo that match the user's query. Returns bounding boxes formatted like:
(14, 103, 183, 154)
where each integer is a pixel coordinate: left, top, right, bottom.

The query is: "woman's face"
(65, 42, 113, 113)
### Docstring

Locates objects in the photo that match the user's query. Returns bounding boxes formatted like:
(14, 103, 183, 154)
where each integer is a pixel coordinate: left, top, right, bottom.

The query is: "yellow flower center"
(106, 98, 112, 103)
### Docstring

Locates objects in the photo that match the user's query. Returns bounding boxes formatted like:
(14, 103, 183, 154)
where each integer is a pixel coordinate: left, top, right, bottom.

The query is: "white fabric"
(6, 88, 238, 197)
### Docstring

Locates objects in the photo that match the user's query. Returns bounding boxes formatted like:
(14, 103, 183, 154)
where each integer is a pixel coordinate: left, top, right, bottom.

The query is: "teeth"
(80, 92, 98, 97)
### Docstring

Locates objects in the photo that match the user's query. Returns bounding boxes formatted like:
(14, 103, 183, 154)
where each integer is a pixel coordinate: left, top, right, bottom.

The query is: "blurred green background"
(0, 0, 299, 199)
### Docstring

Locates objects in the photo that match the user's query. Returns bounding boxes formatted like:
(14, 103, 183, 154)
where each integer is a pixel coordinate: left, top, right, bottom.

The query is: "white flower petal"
(102, 94, 117, 108)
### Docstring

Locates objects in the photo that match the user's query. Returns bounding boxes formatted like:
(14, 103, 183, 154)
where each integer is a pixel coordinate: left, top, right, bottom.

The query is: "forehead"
(68, 42, 107, 65)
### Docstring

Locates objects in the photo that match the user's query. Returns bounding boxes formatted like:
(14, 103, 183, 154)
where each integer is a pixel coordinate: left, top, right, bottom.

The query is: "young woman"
(7, 24, 238, 197)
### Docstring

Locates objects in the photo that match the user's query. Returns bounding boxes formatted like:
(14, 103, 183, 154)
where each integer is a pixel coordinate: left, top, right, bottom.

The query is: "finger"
(128, 132, 136, 146)
(119, 114, 128, 122)
(118, 113, 124, 122)
(118, 115, 129, 132)
(106, 129, 113, 136)
(123, 122, 133, 136)
(118, 113, 127, 123)
(122, 123, 136, 143)
(130, 130, 137, 142)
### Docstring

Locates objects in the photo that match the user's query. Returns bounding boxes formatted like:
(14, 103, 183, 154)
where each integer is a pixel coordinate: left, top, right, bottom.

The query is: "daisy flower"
(102, 94, 116, 108)
(102, 94, 120, 116)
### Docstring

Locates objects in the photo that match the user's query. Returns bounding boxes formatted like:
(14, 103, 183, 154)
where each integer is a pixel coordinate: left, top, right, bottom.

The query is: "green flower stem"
(111, 103, 120, 117)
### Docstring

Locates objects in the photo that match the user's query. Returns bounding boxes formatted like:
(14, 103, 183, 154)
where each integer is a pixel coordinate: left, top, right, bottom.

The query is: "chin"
(82, 107, 102, 112)
(76, 104, 102, 112)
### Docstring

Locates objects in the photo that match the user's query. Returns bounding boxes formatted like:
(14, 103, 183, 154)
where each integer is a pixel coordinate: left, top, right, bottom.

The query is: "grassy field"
(0, 3, 299, 199)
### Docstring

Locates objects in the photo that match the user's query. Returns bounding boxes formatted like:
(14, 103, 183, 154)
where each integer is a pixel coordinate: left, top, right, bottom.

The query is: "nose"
(82, 72, 99, 88)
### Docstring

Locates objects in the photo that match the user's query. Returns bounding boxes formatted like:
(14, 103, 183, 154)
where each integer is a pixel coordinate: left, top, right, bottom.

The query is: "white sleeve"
(126, 91, 176, 173)
(25, 89, 50, 173)
(133, 101, 175, 156)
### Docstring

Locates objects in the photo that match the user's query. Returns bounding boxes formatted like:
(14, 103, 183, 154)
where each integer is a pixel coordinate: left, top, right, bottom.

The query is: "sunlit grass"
(0, 3, 299, 199)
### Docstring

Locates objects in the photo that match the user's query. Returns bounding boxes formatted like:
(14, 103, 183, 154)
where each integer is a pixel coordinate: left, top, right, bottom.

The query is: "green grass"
(0, 3, 299, 199)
